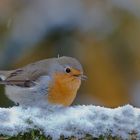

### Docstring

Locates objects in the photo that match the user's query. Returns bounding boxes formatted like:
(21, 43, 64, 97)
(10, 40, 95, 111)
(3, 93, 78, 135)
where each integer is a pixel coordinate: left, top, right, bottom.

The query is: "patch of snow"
(0, 105, 139, 139)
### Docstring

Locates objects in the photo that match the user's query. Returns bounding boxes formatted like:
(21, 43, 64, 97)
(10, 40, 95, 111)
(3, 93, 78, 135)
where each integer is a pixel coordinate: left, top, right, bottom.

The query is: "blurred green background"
(0, 0, 140, 107)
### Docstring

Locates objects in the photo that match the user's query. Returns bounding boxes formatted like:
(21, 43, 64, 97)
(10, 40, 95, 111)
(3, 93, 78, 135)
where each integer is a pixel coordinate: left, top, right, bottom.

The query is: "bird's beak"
(80, 75, 88, 80)
(73, 74, 88, 80)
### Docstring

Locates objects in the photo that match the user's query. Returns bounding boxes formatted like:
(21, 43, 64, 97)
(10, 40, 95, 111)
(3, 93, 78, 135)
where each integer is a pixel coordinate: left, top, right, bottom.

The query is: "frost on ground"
(0, 105, 139, 139)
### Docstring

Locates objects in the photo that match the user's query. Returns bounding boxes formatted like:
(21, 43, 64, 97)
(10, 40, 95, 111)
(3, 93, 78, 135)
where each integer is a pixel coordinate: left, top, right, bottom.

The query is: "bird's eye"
(65, 67, 71, 73)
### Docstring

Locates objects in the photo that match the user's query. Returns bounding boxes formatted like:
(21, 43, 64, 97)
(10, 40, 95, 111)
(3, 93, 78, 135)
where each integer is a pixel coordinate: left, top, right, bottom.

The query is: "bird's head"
(49, 56, 87, 81)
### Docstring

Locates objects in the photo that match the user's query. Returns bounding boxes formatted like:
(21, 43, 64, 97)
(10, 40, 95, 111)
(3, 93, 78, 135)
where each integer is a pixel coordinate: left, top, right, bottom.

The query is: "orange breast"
(47, 73, 81, 106)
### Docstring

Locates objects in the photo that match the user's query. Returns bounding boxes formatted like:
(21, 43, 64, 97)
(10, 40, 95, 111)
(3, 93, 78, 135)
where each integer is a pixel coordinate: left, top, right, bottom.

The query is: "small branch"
(0, 105, 139, 139)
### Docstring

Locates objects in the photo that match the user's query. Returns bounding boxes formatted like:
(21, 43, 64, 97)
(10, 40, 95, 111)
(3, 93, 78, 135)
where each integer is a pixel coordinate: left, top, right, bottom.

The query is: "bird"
(0, 56, 87, 107)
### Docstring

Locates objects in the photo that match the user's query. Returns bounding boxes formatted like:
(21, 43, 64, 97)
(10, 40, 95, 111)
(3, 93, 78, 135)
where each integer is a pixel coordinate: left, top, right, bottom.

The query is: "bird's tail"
(0, 70, 12, 82)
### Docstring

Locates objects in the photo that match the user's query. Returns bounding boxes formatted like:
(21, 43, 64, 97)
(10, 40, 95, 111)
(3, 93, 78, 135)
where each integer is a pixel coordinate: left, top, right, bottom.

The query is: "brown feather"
(0, 56, 83, 88)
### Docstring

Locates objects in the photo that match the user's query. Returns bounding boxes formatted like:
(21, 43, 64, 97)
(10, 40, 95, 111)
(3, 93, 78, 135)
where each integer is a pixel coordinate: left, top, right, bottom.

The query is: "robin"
(0, 56, 87, 107)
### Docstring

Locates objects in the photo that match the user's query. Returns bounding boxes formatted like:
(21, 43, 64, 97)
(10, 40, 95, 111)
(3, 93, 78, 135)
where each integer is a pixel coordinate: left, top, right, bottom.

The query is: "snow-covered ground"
(0, 105, 139, 139)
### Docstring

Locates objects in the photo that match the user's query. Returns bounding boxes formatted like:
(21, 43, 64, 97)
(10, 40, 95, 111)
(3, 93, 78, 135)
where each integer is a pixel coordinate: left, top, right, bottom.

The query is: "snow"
(0, 105, 139, 139)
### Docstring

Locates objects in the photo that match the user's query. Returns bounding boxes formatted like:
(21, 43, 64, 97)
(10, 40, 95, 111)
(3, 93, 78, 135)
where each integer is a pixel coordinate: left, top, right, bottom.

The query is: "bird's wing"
(1, 62, 49, 87)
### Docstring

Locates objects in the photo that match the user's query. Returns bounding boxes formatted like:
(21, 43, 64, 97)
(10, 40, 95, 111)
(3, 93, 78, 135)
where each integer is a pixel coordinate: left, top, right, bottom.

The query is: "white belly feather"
(5, 76, 51, 107)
